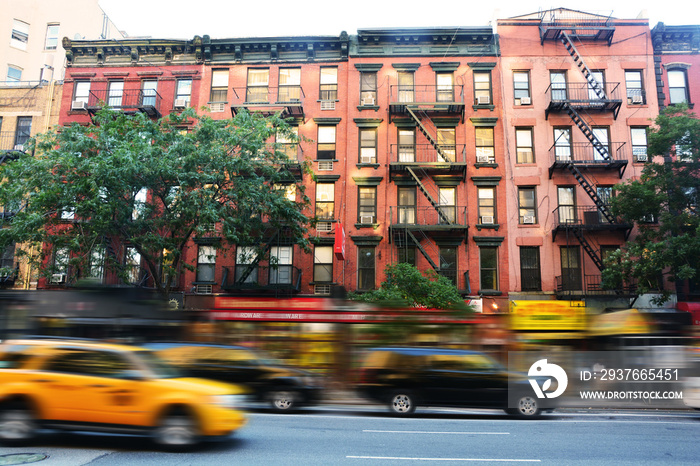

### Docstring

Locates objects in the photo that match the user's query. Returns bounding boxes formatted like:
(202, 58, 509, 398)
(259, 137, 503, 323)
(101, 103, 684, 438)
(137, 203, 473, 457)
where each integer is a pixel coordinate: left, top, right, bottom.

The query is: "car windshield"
(134, 350, 183, 378)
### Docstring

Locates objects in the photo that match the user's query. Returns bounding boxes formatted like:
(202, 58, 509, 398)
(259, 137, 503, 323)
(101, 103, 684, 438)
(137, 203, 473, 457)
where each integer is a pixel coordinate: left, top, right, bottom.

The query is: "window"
(313, 246, 333, 283)
(438, 187, 456, 224)
(397, 247, 416, 266)
(0, 243, 15, 270)
(398, 71, 414, 103)
(518, 187, 537, 224)
(360, 72, 377, 105)
(276, 126, 298, 161)
(513, 71, 531, 104)
(210, 69, 229, 102)
(278, 68, 301, 102)
(588, 71, 605, 100)
(550, 71, 567, 101)
(74, 81, 91, 104)
(359, 128, 377, 164)
(246, 68, 269, 103)
(132, 187, 147, 220)
(141, 80, 157, 107)
(597, 186, 613, 223)
(7, 65, 21, 83)
(475, 127, 494, 163)
(11, 20, 29, 50)
(515, 128, 534, 163)
(315, 183, 335, 220)
(87, 246, 105, 282)
(398, 128, 415, 162)
(668, 69, 689, 105)
(44, 23, 60, 50)
(357, 247, 375, 291)
(53, 247, 69, 276)
(235, 246, 257, 283)
(560, 246, 582, 291)
(592, 126, 611, 161)
(176, 79, 192, 106)
(625, 70, 644, 104)
(439, 246, 458, 286)
(478, 187, 495, 224)
(269, 246, 292, 285)
(436, 72, 454, 102)
(554, 127, 572, 161)
(557, 186, 576, 224)
(479, 246, 498, 291)
(320, 67, 338, 101)
(398, 187, 416, 224)
(358, 187, 377, 223)
(631, 127, 648, 162)
(317, 126, 336, 159)
(436, 128, 456, 162)
(61, 205, 75, 221)
(275, 183, 296, 202)
(124, 246, 142, 285)
(14, 116, 31, 148)
(474, 72, 491, 104)
(107, 81, 124, 107)
(520, 247, 541, 291)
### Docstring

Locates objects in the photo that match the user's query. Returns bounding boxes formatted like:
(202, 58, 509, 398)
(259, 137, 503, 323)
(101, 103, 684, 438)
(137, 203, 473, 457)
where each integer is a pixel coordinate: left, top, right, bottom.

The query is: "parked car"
(355, 347, 555, 417)
(0, 338, 248, 449)
(143, 342, 323, 412)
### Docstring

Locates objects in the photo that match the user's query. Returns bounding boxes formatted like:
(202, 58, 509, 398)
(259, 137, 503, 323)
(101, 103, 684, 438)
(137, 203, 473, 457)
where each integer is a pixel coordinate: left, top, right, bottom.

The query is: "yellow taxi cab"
(0, 338, 247, 449)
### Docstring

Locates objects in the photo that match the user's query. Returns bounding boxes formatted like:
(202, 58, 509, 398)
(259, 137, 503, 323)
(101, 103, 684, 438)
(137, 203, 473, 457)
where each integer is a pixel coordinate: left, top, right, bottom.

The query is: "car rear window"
(0, 345, 34, 369)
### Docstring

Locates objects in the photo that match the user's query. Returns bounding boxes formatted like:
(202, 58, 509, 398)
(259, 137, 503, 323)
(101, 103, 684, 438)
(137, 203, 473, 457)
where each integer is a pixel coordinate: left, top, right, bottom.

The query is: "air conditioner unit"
(360, 215, 375, 224)
(637, 153, 648, 162)
(210, 102, 225, 113)
(195, 284, 213, 294)
(522, 215, 535, 224)
(318, 161, 333, 171)
(477, 95, 491, 105)
(13, 144, 24, 151)
(50, 273, 66, 284)
(519, 96, 531, 105)
(631, 95, 644, 104)
(320, 101, 335, 110)
(476, 154, 490, 163)
(360, 155, 375, 164)
(316, 222, 333, 232)
(481, 215, 494, 224)
(71, 100, 88, 110)
(174, 98, 187, 109)
(361, 97, 375, 106)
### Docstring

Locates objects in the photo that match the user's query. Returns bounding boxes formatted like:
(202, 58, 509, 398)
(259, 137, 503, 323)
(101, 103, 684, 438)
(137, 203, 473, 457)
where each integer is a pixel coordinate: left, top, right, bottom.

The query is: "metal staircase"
(570, 227, 605, 271)
(564, 104, 611, 160)
(405, 167, 452, 225)
(559, 32, 607, 100)
(234, 230, 279, 284)
(405, 107, 450, 163)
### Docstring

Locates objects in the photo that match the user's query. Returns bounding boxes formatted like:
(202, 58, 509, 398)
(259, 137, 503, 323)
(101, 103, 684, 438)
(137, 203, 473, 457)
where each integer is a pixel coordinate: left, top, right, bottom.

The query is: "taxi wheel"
(389, 391, 416, 416)
(269, 390, 297, 412)
(506, 395, 541, 418)
(0, 403, 37, 445)
(154, 412, 199, 450)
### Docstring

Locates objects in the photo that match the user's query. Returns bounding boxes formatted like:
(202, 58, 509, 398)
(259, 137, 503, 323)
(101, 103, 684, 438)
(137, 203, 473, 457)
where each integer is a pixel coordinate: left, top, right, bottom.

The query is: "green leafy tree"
(605, 104, 700, 303)
(0, 107, 312, 298)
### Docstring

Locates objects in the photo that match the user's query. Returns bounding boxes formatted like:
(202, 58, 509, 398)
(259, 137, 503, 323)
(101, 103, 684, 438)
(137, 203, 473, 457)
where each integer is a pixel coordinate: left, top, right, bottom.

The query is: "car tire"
(506, 395, 541, 418)
(389, 391, 416, 416)
(269, 390, 298, 412)
(0, 403, 37, 446)
(153, 411, 199, 450)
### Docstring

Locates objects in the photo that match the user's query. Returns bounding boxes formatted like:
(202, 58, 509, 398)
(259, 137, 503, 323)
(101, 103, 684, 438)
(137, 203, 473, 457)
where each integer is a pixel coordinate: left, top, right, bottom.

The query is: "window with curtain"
(246, 68, 269, 103)
(278, 68, 301, 102)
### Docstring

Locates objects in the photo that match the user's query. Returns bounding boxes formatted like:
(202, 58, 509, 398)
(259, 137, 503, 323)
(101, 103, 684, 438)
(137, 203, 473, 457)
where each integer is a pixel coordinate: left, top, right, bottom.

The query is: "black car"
(355, 347, 554, 417)
(144, 342, 323, 412)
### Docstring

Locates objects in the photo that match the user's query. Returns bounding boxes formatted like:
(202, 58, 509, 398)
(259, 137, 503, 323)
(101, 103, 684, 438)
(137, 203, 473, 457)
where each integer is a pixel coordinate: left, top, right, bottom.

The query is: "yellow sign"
(588, 309, 652, 336)
(509, 300, 587, 331)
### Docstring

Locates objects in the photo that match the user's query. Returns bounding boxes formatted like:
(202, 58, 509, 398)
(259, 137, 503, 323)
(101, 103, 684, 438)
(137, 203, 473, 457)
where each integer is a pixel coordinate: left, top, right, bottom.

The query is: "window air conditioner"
(71, 100, 88, 110)
(360, 155, 375, 164)
(13, 144, 24, 151)
(50, 273, 66, 284)
(318, 161, 333, 171)
(316, 222, 333, 232)
(477, 95, 491, 105)
(195, 284, 213, 294)
(361, 97, 375, 106)
(476, 154, 490, 163)
(174, 98, 187, 109)
(519, 96, 531, 105)
(360, 215, 375, 224)
(320, 101, 335, 110)
(522, 215, 535, 224)
(631, 95, 644, 104)
(481, 215, 494, 224)
(637, 153, 648, 162)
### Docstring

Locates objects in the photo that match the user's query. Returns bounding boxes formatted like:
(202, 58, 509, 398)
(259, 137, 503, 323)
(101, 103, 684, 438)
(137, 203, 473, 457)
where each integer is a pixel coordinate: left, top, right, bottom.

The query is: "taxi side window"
(0, 345, 33, 369)
(45, 349, 133, 377)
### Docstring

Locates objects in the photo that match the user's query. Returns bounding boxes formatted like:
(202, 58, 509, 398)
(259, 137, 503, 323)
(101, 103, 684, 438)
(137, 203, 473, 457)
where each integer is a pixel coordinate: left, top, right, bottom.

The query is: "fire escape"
(541, 15, 634, 299)
(388, 83, 469, 292)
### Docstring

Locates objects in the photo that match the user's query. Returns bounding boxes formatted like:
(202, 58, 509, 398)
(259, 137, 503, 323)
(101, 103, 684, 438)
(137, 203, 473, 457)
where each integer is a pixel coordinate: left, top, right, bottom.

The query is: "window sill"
(474, 162, 498, 169)
(518, 223, 539, 228)
(315, 159, 339, 162)
(356, 163, 380, 169)
(354, 222, 380, 230)
(476, 223, 500, 231)
(472, 104, 495, 111)
(357, 105, 380, 111)
(480, 290, 502, 296)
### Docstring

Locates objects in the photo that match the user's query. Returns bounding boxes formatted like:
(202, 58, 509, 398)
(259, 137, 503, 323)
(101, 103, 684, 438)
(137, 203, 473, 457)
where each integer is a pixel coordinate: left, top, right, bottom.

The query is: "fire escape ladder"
(406, 230, 440, 271)
(235, 230, 279, 284)
(406, 166, 452, 224)
(565, 163, 615, 224)
(570, 227, 605, 271)
(564, 104, 611, 161)
(560, 32, 606, 100)
(405, 107, 449, 162)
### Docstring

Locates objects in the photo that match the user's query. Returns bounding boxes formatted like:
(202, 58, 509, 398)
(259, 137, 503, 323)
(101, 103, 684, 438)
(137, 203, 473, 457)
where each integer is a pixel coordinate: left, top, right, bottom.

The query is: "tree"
(604, 104, 700, 303)
(0, 107, 312, 298)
